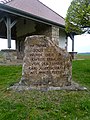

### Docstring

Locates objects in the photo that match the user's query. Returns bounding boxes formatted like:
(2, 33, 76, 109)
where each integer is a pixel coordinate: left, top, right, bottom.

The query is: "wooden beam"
(10, 20, 17, 28)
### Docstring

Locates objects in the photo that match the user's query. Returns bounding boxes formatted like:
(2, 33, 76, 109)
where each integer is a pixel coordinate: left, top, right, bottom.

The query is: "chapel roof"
(4, 0, 65, 27)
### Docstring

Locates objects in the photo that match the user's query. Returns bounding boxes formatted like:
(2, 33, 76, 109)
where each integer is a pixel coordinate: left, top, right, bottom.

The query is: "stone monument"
(20, 35, 72, 88)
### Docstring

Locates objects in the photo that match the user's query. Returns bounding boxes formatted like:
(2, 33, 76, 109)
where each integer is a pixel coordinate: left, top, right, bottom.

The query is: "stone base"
(8, 81, 87, 92)
(0, 50, 23, 65)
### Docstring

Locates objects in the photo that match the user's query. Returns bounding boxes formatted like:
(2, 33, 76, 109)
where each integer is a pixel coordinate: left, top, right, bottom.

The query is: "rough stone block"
(21, 35, 72, 88)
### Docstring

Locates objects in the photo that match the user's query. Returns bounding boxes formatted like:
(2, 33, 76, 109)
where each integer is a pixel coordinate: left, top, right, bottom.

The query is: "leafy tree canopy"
(65, 0, 90, 34)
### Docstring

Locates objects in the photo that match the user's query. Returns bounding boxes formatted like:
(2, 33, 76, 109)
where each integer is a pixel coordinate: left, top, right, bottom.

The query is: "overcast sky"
(39, 0, 72, 18)
(0, 0, 90, 53)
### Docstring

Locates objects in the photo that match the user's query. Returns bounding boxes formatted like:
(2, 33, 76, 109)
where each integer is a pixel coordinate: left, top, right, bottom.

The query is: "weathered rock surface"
(20, 35, 72, 88)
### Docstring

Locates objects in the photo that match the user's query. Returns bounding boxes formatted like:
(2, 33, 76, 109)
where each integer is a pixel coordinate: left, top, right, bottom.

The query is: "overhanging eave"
(0, 3, 65, 29)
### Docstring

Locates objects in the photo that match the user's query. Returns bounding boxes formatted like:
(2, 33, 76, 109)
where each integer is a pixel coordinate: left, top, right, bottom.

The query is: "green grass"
(0, 61, 90, 120)
(73, 60, 90, 88)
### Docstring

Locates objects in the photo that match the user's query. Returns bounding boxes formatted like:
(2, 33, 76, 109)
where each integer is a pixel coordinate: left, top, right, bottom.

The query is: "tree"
(65, 0, 90, 35)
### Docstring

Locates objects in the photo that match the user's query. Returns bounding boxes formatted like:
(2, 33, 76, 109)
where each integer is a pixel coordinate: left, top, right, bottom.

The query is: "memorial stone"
(21, 35, 72, 88)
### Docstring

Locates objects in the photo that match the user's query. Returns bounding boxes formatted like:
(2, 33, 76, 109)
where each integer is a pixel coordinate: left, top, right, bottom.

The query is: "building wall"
(51, 26, 67, 50)
(16, 19, 36, 37)
(52, 26, 59, 45)
(59, 29, 67, 50)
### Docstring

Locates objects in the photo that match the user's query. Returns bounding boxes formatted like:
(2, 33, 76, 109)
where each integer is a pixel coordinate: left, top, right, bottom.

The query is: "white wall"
(0, 38, 15, 50)
(59, 29, 66, 49)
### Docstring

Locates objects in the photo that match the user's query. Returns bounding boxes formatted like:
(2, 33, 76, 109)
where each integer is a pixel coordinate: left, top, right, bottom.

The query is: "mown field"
(0, 59, 90, 120)
(76, 53, 90, 60)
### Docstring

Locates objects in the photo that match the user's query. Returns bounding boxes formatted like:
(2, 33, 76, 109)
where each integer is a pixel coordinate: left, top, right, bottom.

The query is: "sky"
(0, 0, 90, 53)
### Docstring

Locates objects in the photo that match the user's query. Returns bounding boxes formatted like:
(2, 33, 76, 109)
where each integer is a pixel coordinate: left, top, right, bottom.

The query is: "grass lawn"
(0, 60, 90, 120)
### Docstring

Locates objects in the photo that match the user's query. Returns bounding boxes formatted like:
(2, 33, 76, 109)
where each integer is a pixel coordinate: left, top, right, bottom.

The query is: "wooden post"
(72, 39, 74, 52)
(70, 33, 74, 59)
(7, 17, 11, 48)
(4, 16, 17, 49)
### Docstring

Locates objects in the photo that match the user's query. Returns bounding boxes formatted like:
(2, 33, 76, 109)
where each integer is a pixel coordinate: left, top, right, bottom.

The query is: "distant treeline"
(78, 52, 90, 55)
